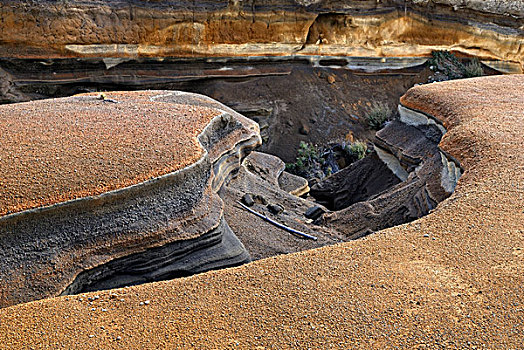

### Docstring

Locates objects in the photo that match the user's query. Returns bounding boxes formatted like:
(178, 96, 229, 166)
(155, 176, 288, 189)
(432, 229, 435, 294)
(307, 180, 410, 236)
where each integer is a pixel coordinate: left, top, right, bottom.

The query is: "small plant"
(348, 141, 367, 160)
(286, 139, 369, 179)
(428, 51, 483, 82)
(429, 51, 464, 80)
(463, 58, 483, 78)
(365, 102, 391, 130)
(285, 141, 324, 178)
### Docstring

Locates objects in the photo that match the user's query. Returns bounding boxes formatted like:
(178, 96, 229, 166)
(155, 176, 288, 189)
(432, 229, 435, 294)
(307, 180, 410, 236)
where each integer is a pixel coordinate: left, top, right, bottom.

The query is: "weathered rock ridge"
(311, 102, 462, 239)
(0, 90, 261, 308)
(0, 0, 522, 69)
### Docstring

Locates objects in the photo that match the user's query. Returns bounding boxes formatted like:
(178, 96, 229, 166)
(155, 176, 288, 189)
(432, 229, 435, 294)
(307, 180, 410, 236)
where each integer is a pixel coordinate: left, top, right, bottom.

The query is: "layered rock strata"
(313, 106, 462, 239)
(0, 90, 261, 307)
(220, 151, 342, 260)
(0, 75, 522, 349)
(0, 57, 432, 165)
(0, 0, 522, 68)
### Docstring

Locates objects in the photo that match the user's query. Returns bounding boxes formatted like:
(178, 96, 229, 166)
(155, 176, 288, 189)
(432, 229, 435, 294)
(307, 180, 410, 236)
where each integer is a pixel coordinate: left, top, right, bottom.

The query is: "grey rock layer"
(320, 107, 462, 239)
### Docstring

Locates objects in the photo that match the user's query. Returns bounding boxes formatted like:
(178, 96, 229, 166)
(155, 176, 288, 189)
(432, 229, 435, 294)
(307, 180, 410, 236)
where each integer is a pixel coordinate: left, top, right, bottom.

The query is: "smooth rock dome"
(0, 90, 260, 307)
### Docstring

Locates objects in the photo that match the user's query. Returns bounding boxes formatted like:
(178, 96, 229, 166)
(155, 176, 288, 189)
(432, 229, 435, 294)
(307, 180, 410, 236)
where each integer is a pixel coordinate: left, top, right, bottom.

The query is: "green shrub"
(285, 141, 324, 177)
(348, 141, 367, 160)
(429, 50, 464, 80)
(286, 140, 369, 179)
(366, 102, 391, 130)
(429, 51, 483, 81)
(463, 58, 483, 78)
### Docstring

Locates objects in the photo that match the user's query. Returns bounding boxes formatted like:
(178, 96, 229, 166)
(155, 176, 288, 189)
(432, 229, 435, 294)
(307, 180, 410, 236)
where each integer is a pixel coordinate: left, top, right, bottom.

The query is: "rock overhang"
(0, 0, 522, 70)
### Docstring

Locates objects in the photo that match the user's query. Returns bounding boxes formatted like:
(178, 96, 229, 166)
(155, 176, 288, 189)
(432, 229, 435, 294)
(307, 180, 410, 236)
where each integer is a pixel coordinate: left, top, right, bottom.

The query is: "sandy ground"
(0, 75, 523, 349)
(0, 91, 219, 216)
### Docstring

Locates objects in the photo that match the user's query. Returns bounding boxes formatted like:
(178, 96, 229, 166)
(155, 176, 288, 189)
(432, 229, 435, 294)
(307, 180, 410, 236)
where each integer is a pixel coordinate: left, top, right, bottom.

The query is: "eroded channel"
(0, 56, 484, 298)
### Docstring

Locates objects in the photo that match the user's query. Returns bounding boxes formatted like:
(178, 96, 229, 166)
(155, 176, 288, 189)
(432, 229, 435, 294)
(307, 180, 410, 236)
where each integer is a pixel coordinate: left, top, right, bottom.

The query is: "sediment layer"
(0, 0, 522, 68)
(0, 90, 261, 308)
(0, 91, 221, 216)
(0, 75, 521, 348)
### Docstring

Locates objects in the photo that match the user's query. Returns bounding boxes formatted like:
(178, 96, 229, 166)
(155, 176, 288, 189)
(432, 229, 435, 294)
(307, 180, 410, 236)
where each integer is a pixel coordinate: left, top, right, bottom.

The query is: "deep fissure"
(1, 55, 481, 295)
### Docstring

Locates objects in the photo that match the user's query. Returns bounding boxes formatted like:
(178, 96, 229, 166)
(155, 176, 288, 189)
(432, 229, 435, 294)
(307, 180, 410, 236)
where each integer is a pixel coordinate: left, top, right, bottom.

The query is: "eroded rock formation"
(220, 151, 342, 260)
(310, 102, 462, 239)
(0, 0, 522, 68)
(0, 90, 260, 307)
(0, 74, 522, 349)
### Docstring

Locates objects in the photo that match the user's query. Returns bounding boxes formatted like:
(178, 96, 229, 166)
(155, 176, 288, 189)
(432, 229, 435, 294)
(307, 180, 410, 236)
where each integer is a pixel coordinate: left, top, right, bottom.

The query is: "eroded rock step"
(63, 218, 249, 294)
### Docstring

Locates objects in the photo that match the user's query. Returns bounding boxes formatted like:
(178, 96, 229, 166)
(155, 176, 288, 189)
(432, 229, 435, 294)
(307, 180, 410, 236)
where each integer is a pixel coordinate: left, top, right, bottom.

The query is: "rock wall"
(0, 0, 522, 68)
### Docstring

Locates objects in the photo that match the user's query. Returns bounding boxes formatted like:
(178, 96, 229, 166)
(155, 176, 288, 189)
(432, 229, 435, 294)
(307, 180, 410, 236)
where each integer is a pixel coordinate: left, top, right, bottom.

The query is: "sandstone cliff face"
(0, 0, 522, 68)
(0, 90, 261, 307)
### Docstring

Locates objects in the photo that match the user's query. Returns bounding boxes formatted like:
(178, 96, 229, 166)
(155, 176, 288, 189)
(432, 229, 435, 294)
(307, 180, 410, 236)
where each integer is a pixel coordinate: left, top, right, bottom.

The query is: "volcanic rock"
(304, 206, 326, 221)
(267, 203, 285, 215)
(0, 90, 261, 307)
(241, 194, 255, 207)
(0, 75, 522, 348)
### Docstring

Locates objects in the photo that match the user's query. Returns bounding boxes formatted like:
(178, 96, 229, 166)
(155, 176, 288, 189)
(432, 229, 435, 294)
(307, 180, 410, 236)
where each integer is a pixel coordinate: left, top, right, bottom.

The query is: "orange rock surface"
(0, 76, 522, 348)
(0, 1, 522, 68)
(0, 91, 221, 216)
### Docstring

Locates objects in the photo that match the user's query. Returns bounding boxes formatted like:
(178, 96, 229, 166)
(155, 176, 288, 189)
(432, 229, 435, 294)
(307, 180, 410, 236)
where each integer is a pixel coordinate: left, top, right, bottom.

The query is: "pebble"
(267, 203, 284, 215)
(242, 193, 255, 207)
(305, 205, 325, 220)
(299, 124, 310, 135)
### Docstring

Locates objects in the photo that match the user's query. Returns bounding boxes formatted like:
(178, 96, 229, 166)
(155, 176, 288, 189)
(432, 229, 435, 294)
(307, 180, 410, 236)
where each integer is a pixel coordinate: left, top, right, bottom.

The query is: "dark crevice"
(62, 217, 250, 295)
